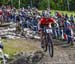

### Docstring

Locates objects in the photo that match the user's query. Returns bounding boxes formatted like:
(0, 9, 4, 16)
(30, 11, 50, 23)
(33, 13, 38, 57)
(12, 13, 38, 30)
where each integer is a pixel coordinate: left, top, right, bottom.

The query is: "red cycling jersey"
(39, 17, 55, 25)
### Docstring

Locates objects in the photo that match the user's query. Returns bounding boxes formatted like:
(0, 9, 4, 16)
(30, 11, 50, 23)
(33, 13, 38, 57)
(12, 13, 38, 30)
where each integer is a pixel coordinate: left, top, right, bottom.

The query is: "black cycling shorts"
(40, 24, 48, 29)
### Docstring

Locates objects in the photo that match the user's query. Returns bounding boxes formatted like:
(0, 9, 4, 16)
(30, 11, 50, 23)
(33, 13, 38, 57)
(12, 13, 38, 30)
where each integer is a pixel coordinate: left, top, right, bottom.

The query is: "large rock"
(8, 50, 44, 64)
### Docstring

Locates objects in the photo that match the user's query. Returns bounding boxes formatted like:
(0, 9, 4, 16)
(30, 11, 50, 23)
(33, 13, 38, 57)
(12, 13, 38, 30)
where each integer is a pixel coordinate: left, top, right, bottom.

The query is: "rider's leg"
(39, 24, 45, 48)
(40, 31, 44, 48)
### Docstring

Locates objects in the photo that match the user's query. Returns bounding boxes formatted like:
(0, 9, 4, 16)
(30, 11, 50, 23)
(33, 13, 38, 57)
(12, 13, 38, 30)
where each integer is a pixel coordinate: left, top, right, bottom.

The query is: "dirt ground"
(37, 40, 75, 64)
(1, 35, 75, 64)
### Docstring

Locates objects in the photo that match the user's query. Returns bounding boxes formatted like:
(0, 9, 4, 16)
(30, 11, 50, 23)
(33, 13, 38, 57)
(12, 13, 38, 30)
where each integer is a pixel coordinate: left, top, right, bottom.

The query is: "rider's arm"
(38, 20, 41, 31)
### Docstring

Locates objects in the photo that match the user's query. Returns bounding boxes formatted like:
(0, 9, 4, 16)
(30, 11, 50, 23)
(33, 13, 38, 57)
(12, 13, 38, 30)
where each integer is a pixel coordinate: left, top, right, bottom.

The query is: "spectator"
(0, 8, 3, 24)
(64, 18, 74, 46)
(70, 15, 74, 25)
(74, 16, 75, 23)
(0, 41, 4, 49)
(65, 14, 69, 20)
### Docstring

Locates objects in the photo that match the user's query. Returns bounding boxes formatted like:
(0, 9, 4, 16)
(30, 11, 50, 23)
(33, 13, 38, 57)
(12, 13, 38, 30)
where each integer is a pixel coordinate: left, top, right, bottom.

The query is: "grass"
(51, 10, 75, 17)
(1, 39, 40, 57)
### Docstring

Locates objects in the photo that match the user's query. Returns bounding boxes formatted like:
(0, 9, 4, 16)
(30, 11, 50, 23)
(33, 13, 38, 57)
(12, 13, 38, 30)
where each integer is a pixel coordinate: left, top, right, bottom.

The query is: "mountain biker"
(38, 14, 56, 49)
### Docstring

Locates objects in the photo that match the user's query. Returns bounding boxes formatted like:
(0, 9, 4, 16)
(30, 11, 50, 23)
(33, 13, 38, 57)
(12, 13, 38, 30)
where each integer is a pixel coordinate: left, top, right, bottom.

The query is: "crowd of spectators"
(0, 5, 75, 46)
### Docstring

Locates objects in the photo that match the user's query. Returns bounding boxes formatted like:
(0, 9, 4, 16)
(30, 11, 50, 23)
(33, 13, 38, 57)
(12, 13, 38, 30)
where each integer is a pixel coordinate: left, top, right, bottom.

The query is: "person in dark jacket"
(0, 41, 4, 49)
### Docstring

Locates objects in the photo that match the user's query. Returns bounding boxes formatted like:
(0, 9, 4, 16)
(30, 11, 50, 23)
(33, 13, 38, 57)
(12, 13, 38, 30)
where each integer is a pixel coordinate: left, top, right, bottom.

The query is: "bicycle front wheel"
(47, 34, 54, 57)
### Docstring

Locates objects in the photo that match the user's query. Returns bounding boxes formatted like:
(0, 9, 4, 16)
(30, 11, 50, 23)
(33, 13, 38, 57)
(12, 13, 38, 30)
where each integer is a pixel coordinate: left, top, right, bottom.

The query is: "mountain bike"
(41, 26, 54, 57)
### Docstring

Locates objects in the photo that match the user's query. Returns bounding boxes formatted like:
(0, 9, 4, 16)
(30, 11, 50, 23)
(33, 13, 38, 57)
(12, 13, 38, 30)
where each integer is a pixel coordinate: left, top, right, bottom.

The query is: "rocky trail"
(38, 45, 75, 64)
(7, 39, 75, 64)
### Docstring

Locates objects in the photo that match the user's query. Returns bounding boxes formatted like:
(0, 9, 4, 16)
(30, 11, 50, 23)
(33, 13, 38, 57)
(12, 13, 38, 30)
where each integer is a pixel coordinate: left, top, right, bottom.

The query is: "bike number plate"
(46, 29, 52, 33)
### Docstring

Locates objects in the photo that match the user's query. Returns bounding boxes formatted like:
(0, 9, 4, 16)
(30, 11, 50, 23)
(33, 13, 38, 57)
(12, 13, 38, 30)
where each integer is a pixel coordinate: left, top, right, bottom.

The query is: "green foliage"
(39, 0, 48, 10)
(1, 0, 75, 11)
